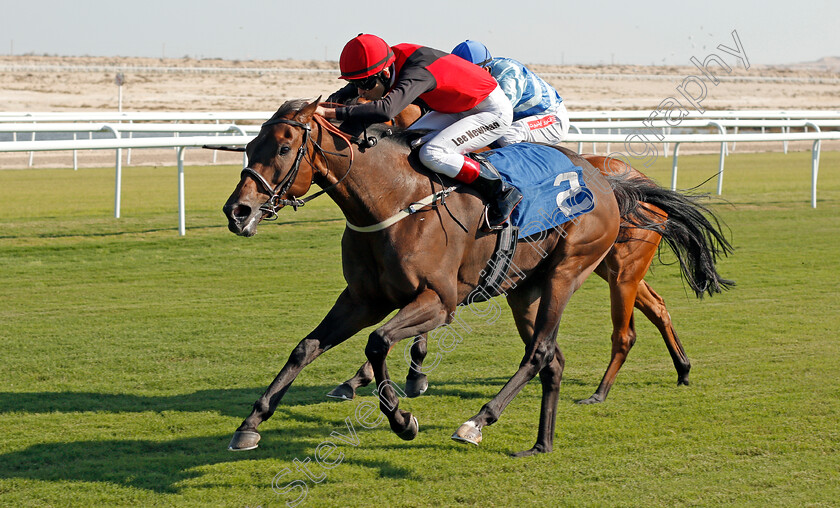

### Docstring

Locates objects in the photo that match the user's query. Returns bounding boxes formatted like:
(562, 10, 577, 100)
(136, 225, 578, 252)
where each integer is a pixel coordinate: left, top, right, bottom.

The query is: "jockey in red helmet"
(316, 34, 521, 228)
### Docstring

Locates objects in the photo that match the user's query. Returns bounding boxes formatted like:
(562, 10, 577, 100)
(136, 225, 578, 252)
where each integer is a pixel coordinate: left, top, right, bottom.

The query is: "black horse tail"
(607, 172, 735, 298)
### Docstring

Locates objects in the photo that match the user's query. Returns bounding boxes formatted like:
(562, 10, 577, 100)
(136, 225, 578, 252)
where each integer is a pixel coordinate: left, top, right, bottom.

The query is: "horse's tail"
(606, 171, 735, 298)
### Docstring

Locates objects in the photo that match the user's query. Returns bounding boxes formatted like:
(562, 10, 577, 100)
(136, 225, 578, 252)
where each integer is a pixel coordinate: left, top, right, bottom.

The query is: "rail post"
(177, 146, 187, 235)
(229, 124, 250, 167)
(708, 121, 727, 195)
(806, 122, 822, 208)
(568, 124, 582, 154)
(670, 142, 681, 191)
(101, 124, 123, 218)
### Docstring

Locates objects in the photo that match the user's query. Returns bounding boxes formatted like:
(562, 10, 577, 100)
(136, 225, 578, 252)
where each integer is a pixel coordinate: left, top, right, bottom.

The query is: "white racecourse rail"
(0, 110, 838, 235)
(0, 133, 252, 236)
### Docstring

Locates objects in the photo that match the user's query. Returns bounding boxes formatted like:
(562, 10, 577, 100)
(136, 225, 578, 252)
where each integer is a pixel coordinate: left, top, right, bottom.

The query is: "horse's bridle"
(241, 116, 353, 220)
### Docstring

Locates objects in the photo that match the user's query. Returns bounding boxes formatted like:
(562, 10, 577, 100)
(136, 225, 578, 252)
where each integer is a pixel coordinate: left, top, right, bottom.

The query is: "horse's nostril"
(233, 205, 251, 219)
(232, 204, 252, 220)
(224, 202, 252, 222)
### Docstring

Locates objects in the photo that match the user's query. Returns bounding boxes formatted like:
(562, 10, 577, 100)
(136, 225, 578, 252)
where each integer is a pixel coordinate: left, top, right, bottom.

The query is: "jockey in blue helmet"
(451, 40, 570, 147)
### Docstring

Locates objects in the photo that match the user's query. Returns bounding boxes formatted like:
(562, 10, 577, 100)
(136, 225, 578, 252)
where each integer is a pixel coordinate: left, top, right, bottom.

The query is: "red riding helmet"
(339, 34, 395, 80)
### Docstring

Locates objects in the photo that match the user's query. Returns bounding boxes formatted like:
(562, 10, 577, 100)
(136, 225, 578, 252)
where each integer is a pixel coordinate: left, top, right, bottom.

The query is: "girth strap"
(346, 185, 459, 233)
(467, 224, 520, 303)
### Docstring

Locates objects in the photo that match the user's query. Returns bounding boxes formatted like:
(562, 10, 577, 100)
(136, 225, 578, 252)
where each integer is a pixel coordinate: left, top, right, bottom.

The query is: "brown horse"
(326, 108, 733, 406)
(221, 98, 688, 456)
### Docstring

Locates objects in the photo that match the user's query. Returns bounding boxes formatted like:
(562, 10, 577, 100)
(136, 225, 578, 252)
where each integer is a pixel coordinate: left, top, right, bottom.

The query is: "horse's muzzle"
(223, 202, 259, 237)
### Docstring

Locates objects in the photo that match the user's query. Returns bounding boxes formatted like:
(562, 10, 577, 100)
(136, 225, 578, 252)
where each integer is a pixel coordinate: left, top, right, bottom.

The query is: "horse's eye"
(278, 146, 291, 157)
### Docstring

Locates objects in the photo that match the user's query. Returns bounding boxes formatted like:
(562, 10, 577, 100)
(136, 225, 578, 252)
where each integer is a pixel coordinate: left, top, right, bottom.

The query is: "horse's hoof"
(576, 395, 603, 405)
(404, 375, 428, 398)
(396, 414, 419, 441)
(451, 421, 482, 446)
(326, 383, 356, 401)
(511, 445, 550, 458)
(228, 430, 260, 451)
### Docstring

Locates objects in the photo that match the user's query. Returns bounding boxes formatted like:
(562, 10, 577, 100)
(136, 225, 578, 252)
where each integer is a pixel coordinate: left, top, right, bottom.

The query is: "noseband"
(241, 116, 352, 220)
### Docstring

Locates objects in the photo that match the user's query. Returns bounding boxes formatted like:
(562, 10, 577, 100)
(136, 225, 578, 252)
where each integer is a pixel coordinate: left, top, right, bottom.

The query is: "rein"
(241, 115, 355, 219)
(243, 111, 463, 233)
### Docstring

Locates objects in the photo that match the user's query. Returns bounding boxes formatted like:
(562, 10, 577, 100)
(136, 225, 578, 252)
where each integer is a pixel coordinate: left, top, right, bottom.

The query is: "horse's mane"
(271, 98, 429, 150)
(380, 126, 431, 148)
(269, 99, 312, 123)
(345, 122, 432, 150)
(325, 115, 428, 150)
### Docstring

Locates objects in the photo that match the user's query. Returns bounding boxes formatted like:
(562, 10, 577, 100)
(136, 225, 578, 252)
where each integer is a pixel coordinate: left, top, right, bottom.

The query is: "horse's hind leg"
(326, 362, 374, 401)
(404, 334, 430, 397)
(577, 259, 640, 405)
(452, 260, 599, 456)
(327, 333, 429, 401)
(578, 225, 662, 405)
(366, 289, 450, 440)
(635, 280, 691, 385)
(229, 288, 388, 451)
(502, 283, 566, 458)
(520, 346, 564, 457)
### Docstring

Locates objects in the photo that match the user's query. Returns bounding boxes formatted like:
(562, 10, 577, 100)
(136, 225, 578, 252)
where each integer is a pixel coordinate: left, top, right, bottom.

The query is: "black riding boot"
(469, 156, 523, 229)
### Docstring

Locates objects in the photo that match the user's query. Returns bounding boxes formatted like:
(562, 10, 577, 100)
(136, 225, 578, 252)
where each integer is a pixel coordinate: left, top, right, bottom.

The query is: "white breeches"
(409, 85, 513, 178)
(495, 102, 570, 147)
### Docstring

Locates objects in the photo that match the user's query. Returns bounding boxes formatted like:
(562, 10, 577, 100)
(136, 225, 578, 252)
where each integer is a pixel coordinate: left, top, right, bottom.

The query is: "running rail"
(0, 134, 254, 236)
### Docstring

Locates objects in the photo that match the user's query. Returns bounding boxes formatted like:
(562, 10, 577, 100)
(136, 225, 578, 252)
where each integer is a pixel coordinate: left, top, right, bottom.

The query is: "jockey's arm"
(326, 82, 359, 105)
(490, 60, 526, 106)
(330, 67, 435, 124)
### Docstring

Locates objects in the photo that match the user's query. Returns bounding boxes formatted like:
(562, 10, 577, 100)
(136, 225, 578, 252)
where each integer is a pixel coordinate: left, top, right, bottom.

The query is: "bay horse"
(326, 107, 734, 406)
(222, 98, 725, 456)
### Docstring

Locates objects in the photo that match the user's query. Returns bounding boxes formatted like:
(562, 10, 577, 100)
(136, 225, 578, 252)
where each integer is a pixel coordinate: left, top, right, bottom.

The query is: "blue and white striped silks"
(487, 57, 564, 121)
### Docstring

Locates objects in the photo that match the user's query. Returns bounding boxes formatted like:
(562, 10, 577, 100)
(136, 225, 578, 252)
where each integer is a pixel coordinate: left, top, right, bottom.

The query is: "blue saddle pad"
(481, 144, 596, 237)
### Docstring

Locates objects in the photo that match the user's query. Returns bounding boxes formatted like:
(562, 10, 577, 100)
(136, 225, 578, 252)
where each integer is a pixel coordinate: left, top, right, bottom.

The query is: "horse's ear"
(297, 96, 322, 121)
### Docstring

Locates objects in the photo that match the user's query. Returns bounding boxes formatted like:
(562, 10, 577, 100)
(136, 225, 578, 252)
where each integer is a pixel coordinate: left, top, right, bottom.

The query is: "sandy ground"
(1, 55, 838, 168)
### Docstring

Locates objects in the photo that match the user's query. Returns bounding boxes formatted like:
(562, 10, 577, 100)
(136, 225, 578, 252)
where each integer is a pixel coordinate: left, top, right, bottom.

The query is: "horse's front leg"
(365, 289, 449, 440)
(326, 333, 429, 401)
(229, 288, 388, 451)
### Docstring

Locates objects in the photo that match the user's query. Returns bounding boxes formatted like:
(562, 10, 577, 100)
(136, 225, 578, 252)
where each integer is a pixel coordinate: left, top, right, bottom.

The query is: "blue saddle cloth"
(481, 144, 596, 237)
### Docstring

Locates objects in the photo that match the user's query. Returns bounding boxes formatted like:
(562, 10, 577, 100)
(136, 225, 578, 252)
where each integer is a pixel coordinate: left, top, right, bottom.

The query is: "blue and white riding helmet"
(451, 40, 493, 68)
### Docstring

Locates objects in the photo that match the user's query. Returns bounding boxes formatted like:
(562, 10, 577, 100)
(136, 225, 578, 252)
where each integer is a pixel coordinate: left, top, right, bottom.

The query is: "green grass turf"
(0, 150, 838, 507)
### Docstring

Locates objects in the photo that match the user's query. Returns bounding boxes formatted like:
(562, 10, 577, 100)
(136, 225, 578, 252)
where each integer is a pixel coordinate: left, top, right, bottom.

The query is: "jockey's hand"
(315, 105, 337, 119)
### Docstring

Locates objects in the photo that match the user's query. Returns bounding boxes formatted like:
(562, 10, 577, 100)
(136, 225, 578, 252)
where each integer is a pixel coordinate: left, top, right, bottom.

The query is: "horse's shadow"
(0, 384, 344, 419)
(0, 375, 597, 492)
(0, 384, 422, 493)
(0, 434, 261, 494)
(0, 374, 591, 418)
(0, 429, 416, 494)
(415, 375, 590, 401)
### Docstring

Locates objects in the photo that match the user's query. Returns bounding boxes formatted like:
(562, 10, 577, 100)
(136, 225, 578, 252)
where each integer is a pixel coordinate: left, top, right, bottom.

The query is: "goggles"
(349, 73, 381, 91)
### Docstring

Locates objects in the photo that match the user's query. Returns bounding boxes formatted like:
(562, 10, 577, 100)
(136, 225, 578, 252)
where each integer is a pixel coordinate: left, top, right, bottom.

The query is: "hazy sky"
(3, 0, 838, 66)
